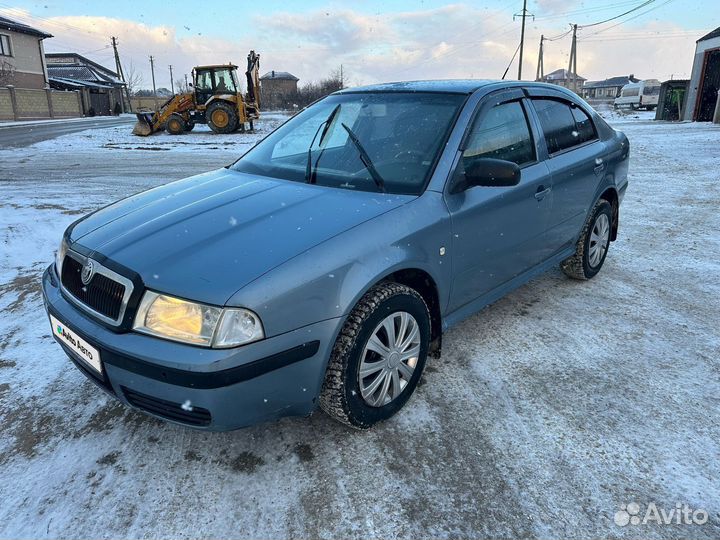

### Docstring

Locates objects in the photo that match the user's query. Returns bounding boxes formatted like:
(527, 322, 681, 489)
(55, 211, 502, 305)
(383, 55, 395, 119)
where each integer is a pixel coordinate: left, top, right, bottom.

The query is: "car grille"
(61, 255, 126, 322)
(121, 387, 212, 427)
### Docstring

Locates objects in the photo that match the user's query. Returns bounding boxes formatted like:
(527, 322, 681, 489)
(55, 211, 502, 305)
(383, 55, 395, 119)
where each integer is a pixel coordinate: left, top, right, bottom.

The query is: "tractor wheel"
(166, 113, 186, 135)
(207, 102, 238, 134)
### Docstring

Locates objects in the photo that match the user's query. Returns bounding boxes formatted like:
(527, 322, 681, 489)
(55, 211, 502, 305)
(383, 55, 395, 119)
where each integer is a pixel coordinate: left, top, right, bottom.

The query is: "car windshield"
(231, 92, 467, 195)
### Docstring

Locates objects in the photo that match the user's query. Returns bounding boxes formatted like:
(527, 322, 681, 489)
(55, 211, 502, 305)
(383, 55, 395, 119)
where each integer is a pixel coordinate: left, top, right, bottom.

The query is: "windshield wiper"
(305, 104, 341, 184)
(340, 122, 386, 193)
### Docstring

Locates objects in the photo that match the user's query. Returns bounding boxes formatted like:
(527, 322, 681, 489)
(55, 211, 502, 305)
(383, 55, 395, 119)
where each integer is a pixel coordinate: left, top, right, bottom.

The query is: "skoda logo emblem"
(80, 259, 95, 285)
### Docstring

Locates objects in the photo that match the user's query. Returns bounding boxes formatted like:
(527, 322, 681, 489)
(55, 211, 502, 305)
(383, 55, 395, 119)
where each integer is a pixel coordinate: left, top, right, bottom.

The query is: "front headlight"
(133, 291, 264, 348)
(55, 238, 69, 277)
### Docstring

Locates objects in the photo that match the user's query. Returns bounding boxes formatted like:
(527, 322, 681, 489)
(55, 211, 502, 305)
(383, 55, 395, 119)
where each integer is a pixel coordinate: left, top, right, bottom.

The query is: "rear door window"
(532, 98, 596, 154)
(570, 106, 596, 145)
(463, 101, 535, 166)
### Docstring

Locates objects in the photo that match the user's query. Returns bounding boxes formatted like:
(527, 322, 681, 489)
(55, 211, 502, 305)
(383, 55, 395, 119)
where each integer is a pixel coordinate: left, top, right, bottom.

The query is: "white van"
(614, 79, 661, 110)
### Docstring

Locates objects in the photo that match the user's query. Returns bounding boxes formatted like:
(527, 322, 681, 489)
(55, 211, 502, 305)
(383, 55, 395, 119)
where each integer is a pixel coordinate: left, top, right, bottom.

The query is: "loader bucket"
(132, 112, 157, 136)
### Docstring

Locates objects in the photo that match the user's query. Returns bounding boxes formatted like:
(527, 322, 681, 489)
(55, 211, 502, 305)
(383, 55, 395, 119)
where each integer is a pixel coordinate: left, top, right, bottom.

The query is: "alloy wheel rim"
(359, 311, 421, 407)
(589, 213, 610, 267)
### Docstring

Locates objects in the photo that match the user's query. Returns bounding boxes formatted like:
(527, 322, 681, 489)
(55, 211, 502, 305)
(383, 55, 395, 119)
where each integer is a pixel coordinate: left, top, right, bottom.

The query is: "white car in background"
(614, 79, 661, 110)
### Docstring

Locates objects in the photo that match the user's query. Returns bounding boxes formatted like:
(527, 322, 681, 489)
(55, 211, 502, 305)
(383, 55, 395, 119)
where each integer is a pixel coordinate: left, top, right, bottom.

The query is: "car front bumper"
(41, 264, 341, 431)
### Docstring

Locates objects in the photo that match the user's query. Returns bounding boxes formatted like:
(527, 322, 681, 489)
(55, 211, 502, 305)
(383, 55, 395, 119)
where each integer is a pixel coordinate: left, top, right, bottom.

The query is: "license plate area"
(50, 315, 103, 374)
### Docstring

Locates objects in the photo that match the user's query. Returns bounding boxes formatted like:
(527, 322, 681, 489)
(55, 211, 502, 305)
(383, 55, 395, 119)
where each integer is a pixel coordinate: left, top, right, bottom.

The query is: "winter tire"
(319, 282, 430, 429)
(207, 101, 238, 134)
(561, 199, 613, 280)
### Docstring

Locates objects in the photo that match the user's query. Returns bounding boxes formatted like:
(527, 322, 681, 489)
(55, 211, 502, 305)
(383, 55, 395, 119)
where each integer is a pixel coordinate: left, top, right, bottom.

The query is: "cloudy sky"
(1, 0, 713, 90)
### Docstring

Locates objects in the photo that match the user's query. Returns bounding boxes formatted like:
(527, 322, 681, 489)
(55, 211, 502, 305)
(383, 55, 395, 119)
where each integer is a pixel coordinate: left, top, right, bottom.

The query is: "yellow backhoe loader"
(132, 50, 261, 136)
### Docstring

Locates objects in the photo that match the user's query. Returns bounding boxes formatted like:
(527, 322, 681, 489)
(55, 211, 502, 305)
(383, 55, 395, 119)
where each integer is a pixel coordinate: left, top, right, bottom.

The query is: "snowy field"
(0, 110, 719, 539)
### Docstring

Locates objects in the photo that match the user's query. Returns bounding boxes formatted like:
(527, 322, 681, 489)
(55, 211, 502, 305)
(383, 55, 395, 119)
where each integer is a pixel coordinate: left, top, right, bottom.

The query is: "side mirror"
(456, 157, 521, 192)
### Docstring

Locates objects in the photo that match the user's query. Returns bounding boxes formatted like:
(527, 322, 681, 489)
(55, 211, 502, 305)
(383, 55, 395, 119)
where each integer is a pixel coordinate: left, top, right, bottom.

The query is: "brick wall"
(130, 97, 162, 110)
(0, 88, 13, 120)
(14, 88, 49, 119)
(50, 91, 82, 118)
(0, 86, 82, 121)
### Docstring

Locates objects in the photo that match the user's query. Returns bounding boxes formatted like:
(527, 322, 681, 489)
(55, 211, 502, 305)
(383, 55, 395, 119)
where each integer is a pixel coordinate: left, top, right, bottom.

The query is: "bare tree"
(174, 78, 188, 94)
(124, 61, 144, 96)
(0, 59, 15, 86)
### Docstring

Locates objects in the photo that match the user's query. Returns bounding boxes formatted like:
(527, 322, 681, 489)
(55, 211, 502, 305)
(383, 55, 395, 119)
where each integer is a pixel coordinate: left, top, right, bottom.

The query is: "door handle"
(594, 162, 606, 175)
(534, 186, 551, 201)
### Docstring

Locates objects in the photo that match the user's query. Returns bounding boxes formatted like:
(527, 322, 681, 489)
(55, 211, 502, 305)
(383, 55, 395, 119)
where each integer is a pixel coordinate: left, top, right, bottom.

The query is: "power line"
(533, 0, 643, 21)
(580, 0, 678, 38)
(0, 4, 108, 38)
(580, 30, 701, 42)
(577, 0, 657, 28)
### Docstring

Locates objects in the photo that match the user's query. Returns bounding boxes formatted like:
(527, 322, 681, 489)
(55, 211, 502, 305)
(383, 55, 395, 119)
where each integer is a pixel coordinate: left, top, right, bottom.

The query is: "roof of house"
(260, 71, 299, 81)
(698, 27, 720, 42)
(698, 26, 720, 41)
(46, 53, 124, 86)
(543, 68, 586, 82)
(48, 76, 114, 90)
(584, 75, 641, 88)
(0, 15, 52, 38)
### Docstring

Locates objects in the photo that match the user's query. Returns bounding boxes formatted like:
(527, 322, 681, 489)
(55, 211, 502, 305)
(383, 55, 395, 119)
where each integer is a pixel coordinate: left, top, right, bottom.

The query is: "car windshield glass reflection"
(232, 92, 466, 195)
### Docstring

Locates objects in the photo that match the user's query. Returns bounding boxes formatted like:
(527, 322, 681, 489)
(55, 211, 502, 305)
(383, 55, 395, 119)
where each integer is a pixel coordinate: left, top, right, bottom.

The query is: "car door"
(528, 95, 607, 253)
(445, 90, 553, 313)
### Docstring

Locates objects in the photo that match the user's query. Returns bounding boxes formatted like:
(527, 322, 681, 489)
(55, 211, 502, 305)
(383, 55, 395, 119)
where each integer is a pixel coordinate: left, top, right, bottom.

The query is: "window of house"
(532, 98, 596, 154)
(462, 101, 536, 166)
(0, 34, 12, 56)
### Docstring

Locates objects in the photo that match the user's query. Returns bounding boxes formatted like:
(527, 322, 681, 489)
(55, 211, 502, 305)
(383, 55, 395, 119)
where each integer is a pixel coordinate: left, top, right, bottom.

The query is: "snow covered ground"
(0, 111, 719, 539)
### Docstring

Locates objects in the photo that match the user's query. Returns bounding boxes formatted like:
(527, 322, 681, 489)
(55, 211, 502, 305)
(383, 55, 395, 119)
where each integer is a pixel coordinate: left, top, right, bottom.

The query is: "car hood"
(69, 169, 413, 306)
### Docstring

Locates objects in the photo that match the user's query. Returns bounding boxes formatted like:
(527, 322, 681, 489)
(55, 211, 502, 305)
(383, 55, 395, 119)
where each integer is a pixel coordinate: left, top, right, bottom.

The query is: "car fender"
(226, 191, 453, 339)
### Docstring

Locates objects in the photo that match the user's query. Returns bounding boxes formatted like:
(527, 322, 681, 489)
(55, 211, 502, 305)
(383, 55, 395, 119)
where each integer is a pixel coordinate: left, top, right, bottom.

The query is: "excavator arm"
(244, 50, 261, 118)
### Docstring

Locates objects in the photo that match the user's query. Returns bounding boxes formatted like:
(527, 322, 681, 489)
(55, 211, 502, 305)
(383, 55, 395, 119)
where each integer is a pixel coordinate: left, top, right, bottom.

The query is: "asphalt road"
(0, 116, 719, 539)
(0, 116, 136, 148)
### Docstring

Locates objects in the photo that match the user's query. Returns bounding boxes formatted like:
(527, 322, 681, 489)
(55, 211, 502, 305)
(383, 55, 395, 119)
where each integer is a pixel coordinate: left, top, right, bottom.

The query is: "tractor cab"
(193, 65, 241, 104)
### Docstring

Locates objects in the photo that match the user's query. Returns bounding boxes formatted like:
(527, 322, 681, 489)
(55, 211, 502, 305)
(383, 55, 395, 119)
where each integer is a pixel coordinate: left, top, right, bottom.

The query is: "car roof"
(335, 79, 582, 97)
(335, 80, 497, 95)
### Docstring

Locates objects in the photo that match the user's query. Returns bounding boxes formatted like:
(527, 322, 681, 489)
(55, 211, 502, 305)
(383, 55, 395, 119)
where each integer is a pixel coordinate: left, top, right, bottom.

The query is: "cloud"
(0, 4, 699, 91)
(533, 0, 581, 15)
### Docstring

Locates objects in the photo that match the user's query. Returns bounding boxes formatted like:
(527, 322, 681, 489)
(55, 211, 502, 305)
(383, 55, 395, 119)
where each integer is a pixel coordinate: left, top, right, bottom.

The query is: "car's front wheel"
(319, 282, 430, 429)
(561, 198, 613, 280)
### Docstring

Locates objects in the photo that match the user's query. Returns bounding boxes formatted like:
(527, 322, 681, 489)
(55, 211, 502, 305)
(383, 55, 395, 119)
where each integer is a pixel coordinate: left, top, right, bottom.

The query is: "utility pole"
(535, 35, 544, 81)
(340, 64, 344, 88)
(567, 24, 578, 94)
(514, 0, 533, 80)
(184, 74, 189, 92)
(111, 37, 132, 113)
(149, 55, 158, 110)
(169, 65, 174, 94)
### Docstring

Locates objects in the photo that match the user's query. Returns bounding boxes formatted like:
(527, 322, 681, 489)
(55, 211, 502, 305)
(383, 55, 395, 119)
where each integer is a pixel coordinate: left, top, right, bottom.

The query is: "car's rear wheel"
(319, 282, 430, 429)
(561, 199, 613, 280)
